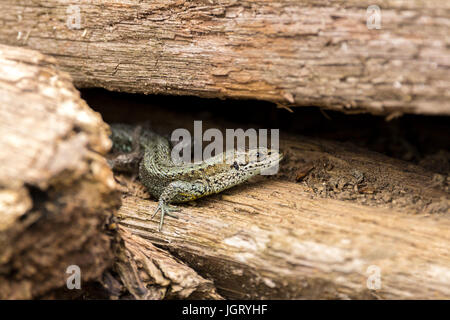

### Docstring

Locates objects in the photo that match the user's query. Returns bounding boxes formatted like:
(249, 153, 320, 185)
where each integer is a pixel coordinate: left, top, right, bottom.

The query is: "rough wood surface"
(0, 44, 120, 299)
(1, 0, 449, 115)
(115, 130, 450, 299)
(117, 181, 450, 300)
(113, 226, 223, 299)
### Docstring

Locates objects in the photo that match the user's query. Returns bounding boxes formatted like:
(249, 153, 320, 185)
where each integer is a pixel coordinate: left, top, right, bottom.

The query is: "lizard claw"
(166, 205, 180, 213)
(151, 202, 179, 231)
(150, 203, 161, 220)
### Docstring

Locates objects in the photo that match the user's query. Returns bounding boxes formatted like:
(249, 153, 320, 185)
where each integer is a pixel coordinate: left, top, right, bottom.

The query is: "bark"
(0, 44, 223, 300)
(117, 173, 450, 299)
(0, 0, 448, 115)
(113, 226, 223, 299)
(0, 44, 120, 299)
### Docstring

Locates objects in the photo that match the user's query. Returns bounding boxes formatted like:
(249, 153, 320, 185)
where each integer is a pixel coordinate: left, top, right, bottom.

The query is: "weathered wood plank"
(117, 179, 450, 299)
(1, 0, 449, 115)
(114, 226, 223, 299)
(112, 124, 450, 299)
(0, 44, 119, 299)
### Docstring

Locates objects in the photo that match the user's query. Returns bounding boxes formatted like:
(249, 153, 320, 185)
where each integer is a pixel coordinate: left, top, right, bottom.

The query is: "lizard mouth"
(266, 150, 283, 162)
(248, 150, 283, 172)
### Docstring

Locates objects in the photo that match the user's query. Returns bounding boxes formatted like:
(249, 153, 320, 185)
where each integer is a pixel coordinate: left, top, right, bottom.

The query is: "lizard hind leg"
(150, 180, 209, 231)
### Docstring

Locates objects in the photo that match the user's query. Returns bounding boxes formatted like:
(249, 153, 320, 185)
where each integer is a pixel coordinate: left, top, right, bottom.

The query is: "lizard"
(108, 123, 283, 231)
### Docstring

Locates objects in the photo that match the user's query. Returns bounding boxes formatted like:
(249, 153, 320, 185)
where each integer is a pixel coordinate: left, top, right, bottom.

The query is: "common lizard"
(108, 123, 283, 231)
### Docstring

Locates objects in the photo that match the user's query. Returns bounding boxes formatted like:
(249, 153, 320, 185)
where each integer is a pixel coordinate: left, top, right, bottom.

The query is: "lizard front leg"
(151, 180, 210, 231)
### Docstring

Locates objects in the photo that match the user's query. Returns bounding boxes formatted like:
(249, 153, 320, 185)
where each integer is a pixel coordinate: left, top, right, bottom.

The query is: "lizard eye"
(256, 152, 261, 158)
(231, 161, 239, 170)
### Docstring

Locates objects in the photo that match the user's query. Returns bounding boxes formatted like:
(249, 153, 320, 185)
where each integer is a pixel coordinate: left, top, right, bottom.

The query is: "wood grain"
(0, 0, 449, 115)
(0, 44, 119, 299)
(114, 127, 450, 299)
(117, 179, 450, 299)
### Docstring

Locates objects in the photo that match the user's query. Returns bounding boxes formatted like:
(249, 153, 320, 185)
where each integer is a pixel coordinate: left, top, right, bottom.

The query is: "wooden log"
(0, 44, 225, 300)
(113, 226, 223, 299)
(0, 44, 120, 299)
(110, 116, 449, 299)
(117, 173, 450, 300)
(0, 1, 449, 115)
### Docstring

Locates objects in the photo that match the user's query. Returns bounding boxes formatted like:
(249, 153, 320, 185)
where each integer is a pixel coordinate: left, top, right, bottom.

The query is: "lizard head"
(227, 148, 283, 176)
